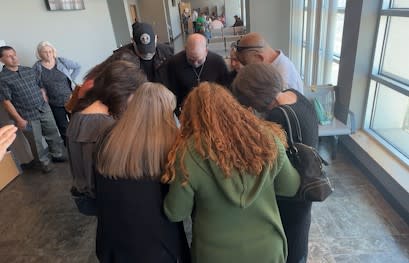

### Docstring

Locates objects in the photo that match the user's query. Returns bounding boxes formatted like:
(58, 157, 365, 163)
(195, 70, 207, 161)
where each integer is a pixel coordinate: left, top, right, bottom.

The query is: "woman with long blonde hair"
(94, 82, 190, 263)
(162, 82, 300, 263)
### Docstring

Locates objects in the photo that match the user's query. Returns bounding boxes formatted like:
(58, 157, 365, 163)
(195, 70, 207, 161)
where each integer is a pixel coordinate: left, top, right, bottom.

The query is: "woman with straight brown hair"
(66, 60, 147, 214)
(94, 82, 190, 263)
(162, 82, 300, 263)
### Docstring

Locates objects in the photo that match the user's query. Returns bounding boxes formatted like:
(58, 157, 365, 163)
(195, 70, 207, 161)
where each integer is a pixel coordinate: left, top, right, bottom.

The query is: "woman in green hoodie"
(162, 82, 300, 263)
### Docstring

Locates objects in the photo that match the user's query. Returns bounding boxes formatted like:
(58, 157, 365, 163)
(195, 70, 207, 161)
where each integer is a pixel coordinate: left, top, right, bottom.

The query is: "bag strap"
(277, 106, 295, 150)
(281, 105, 303, 143)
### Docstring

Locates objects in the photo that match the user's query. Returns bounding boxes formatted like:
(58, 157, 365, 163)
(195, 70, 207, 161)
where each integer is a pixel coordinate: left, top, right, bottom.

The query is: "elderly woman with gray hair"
(232, 63, 318, 263)
(33, 41, 81, 145)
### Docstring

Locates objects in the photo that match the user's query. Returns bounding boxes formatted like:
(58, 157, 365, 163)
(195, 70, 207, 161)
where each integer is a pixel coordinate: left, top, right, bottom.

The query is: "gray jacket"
(32, 57, 81, 89)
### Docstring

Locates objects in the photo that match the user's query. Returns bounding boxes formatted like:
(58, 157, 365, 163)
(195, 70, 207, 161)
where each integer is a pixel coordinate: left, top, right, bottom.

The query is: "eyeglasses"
(232, 39, 264, 52)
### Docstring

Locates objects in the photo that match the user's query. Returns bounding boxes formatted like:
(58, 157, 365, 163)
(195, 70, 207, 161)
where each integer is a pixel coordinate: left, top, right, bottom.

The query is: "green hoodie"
(164, 136, 300, 263)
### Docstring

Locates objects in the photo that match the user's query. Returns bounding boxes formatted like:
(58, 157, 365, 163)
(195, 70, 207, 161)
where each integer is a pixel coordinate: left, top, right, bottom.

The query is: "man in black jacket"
(115, 22, 174, 83)
(166, 33, 229, 111)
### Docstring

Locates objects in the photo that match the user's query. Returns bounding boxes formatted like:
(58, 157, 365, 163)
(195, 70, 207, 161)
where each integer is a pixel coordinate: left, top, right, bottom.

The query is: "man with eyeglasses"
(166, 33, 229, 112)
(233, 32, 304, 94)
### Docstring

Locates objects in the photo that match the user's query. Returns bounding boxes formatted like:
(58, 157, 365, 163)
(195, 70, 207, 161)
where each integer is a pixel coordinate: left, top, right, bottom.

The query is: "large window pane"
(331, 62, 339, 85)
(334, 13, 345, 57)
(391, 0, 409, 8)
(337, 0, 346, 8)
(371, 84, 409, 158)
(381, 16, 409, 84)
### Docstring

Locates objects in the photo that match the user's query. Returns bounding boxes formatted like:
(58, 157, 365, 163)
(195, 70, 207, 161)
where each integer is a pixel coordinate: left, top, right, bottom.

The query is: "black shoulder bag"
(278, 105, 333, 202)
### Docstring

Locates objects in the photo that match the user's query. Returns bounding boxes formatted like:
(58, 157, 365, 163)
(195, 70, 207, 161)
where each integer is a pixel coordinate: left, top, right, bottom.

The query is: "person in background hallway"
(191, 9, 198, 33)
(33, 41, 81, 145)
(0, 46, 65, 173)
(94, 82, 190, 263)
(232, 63, 318, 263)
(166, 33, 229, 111)
(182, 8, 190, 35)
(209, 17, 224, 30)
(115, 22, 173, 83)
(162, 82, 300, 263)
(66, 61, 147, 215)
(232, 15, 244, 27)
(234, 32, 304, 94)
(0, 124, 17, 161)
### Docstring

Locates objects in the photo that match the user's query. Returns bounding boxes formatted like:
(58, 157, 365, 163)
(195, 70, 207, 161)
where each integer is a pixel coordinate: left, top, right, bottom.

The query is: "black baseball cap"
(132, 22, 156, 54)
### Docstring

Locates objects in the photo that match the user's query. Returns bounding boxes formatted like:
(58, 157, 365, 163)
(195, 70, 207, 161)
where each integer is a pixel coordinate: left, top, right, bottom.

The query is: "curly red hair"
(162, 82, 287, 184)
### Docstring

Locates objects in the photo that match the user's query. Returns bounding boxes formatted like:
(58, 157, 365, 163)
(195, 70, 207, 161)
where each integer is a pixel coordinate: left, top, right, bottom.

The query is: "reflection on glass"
(371, 84, 409, 158)
(382, 16, 409, 84)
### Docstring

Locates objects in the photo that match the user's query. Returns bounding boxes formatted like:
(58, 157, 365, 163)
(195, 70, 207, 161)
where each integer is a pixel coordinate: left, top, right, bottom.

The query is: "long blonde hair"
(96, 82, 178, 179)
(162, 82, 286, 184)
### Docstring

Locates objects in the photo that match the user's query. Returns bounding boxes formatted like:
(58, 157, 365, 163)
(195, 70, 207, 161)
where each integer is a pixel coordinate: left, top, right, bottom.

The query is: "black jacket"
(115, 43, 174, 83)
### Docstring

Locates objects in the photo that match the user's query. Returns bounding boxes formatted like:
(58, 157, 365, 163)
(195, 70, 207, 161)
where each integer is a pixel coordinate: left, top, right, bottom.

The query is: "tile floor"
(0, 140, 408, 262)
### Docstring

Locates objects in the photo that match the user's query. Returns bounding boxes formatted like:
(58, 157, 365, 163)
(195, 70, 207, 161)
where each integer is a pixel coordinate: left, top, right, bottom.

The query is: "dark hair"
(0, 46, 15, 58)
(232, 63, 284, 112)
(74, 60, 147, 118)
(84, 50, 139, 81)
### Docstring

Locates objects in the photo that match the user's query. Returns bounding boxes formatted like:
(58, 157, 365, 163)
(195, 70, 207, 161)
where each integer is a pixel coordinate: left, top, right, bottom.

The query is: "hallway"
(0, 141, 408, 262)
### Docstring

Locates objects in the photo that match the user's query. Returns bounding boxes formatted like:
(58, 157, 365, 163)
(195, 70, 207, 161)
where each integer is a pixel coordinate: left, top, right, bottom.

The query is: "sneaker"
(52, 155, 67, 163)
(41, 163, 54, 173)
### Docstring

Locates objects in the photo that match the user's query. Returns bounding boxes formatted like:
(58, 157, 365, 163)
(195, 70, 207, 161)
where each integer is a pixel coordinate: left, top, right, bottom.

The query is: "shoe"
(70, 187, 85, 197)
(41, 163, 54, 173)
(52, 155, 67, 163)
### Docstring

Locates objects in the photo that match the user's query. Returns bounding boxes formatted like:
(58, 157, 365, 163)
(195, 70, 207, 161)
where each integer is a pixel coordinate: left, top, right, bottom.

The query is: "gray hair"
(36, 41, 57, 60)
(232, 63, 284, 112)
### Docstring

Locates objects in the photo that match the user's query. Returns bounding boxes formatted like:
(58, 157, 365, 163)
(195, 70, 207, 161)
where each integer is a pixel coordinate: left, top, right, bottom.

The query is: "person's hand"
(16, 119, 28, 130)
(0, 125, 18, 161)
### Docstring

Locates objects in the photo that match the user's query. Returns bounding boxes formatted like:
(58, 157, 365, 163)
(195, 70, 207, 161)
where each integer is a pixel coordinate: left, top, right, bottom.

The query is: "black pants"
(277, 198, 312, 263)
(50, 105, 69, 146)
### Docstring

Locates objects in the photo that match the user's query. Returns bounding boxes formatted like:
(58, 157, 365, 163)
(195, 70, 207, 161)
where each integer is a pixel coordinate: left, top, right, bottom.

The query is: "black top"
(166, 50, 229, 108)
(0, 66, 46, 120)
(115, 43, 174, 83)
(40, 65, 72, 106)
(94, 173, 190, 263)
(267, 89, 319, 148)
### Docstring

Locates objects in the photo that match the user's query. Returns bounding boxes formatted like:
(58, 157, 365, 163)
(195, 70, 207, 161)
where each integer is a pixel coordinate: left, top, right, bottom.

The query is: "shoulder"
(157, 43, 174, 54)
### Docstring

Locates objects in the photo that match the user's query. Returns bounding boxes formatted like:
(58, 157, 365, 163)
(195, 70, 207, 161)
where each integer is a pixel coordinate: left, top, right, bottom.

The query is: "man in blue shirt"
(0, 46, 65, 173)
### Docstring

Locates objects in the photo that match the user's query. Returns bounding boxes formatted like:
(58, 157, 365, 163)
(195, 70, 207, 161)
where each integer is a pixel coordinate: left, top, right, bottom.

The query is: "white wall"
(107, 0, 133, 48)
(0, 0, 117, 81)
(248, 0, 291, 54)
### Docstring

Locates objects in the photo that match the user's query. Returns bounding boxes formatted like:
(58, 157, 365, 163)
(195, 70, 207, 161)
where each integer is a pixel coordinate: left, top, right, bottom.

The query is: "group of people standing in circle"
(0, 19, 319, 263)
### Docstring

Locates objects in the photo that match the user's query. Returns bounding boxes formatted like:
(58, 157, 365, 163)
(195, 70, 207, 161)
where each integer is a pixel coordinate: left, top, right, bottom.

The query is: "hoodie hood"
(206, 160, 274, 208)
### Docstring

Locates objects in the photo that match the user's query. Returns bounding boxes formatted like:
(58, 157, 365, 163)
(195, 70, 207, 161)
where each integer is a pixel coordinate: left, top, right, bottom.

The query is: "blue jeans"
(24, 104, 64, 166)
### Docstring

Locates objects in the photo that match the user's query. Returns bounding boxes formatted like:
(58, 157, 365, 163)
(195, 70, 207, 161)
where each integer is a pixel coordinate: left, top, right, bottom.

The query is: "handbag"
(277, 105, 333, 202)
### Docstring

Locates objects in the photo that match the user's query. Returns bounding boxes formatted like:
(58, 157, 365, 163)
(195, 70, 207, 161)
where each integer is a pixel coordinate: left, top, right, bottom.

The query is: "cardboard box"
(0, 152, 20, 191)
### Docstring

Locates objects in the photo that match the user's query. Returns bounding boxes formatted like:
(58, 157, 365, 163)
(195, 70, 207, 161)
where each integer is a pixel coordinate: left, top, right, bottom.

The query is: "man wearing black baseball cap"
(115, 22, 174, 83)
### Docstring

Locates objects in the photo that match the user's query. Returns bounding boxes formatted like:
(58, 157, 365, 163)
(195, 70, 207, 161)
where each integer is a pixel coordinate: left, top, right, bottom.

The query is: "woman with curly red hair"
(162, 82, 300, 263)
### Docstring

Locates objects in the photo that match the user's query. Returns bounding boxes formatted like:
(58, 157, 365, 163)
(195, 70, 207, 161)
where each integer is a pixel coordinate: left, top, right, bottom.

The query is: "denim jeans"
(24, 104, 64, 166)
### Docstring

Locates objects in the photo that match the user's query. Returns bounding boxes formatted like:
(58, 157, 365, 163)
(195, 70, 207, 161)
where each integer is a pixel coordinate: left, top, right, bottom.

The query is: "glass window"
(370, 84, 409, 159)
(334, 13, 345, 57)
(391, 0, 409, 8)
(337, 0, 346, 8)
(381, 16, 409, 84)
(331, 62, 339, 84)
